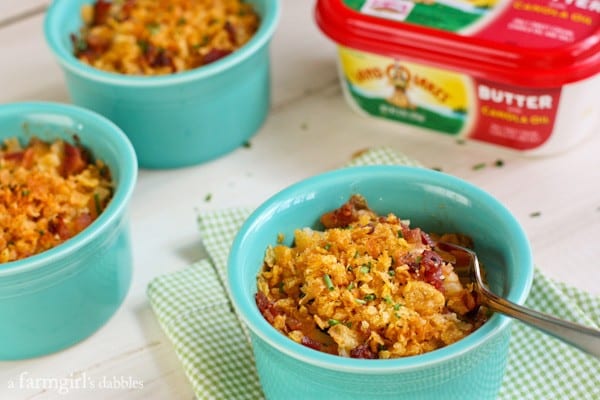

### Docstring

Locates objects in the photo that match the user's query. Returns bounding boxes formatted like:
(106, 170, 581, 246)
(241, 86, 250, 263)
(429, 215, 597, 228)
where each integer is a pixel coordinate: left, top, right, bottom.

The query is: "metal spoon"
(438, 242, 600, 359)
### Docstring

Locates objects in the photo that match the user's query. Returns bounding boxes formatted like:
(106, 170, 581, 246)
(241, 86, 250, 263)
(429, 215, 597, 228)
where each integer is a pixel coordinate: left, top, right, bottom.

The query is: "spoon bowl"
(438, 241, 600, 359)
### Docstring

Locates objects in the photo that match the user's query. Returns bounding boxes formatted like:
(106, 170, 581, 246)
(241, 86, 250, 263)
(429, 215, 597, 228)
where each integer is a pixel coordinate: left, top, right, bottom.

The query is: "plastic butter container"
(315, 0, 600, 154)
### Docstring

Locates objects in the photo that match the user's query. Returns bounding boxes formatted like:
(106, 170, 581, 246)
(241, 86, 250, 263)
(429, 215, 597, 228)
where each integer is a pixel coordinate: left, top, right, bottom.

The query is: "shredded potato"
(255, 194, 488, 359)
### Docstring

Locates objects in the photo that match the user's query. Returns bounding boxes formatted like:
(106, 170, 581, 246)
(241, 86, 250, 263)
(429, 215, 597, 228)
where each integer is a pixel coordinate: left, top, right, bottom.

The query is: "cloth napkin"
(147, 147, 600, 400)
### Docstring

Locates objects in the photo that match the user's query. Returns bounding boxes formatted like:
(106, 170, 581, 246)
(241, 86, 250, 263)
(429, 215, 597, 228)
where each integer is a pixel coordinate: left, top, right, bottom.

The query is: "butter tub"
(315, 0, 600, 154)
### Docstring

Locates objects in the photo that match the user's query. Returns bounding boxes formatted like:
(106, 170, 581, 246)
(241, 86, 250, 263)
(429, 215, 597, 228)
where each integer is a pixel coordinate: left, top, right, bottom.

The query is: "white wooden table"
(1, 1, 598, 398)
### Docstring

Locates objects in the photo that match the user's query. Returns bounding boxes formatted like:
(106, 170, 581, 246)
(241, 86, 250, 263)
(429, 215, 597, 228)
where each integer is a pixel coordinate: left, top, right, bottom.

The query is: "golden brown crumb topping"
(72, 0, 260, 75)
(0, 136, 113, 263)
(256, 194, 488, 359)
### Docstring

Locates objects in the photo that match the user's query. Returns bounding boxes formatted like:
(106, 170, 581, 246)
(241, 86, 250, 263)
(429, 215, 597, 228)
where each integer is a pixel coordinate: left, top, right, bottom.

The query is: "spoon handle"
(482, 289, 600, 359)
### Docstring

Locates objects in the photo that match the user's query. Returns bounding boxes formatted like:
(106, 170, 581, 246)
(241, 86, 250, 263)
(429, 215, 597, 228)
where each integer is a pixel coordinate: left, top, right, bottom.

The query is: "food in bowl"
(256, 194, 488, 359)
(0, 102, 137, 360)
(228, 165, 533, 399)
(72, 0, 260, 75)
(0, 136, 113, 263)
(45, 0, 280, 169)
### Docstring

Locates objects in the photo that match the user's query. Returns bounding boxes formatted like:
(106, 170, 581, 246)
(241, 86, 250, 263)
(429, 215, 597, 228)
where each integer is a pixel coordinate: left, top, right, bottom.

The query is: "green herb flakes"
(146, 22, 161, 35)
(324, 274, 334, 291)
(364, 293, 376, 301)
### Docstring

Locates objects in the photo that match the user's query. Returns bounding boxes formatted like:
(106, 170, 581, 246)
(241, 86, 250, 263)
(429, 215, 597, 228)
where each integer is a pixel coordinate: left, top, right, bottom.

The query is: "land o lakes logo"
(354, 62, 452, 109)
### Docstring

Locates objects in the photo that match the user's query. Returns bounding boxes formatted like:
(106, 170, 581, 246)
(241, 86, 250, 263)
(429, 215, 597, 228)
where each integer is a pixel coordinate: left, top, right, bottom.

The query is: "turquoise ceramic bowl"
(0, 102, 137, 360)
(44, 0, 280, 169)
(228, 165, 534, 400)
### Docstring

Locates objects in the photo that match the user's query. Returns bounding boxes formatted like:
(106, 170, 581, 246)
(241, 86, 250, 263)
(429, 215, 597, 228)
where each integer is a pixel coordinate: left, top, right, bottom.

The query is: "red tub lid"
(315, 0, 600, 87)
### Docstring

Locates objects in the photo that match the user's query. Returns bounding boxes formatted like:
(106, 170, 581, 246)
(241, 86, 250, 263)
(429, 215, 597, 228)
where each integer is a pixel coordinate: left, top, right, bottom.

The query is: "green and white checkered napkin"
(147, 147, 600, 400)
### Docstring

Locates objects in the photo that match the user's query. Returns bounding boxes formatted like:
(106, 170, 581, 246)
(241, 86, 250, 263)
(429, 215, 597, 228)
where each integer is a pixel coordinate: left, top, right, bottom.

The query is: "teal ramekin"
(44, 0, 280, 169)
(0, 102, 137, 360)
(228, 165, 534, 400)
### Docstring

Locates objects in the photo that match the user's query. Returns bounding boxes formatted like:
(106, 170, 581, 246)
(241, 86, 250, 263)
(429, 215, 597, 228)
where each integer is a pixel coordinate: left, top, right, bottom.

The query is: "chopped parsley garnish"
(472, 162, 486, 171)
(137, 39, 149, 53)
(364, 293, 376, 301)
(74, 36, 87, 52)
(146, 22, 161, 35)
(360, 263, 371, 274)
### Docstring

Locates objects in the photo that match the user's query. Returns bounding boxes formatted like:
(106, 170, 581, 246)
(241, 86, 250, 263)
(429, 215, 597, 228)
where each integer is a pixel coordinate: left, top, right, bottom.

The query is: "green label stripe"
(405, 3, 482, 32)
(343, 0, 484, 33)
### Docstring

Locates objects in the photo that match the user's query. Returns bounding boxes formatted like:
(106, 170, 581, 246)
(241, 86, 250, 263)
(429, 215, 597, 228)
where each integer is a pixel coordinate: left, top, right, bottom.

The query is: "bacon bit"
(400, 225, 421, 244)
(48, 217, 71, 240)
(321, 202, 355, 229)
(74, 213, 93, 232)
(2, 151, 24, 163)
(420, 250, 444, 291)
(350, 344, 376, 359)
(255, 291, 279, 324)
(120, 0, 136, 20)
(143, 44, 175, 70)
(224, 21, 237, 44)
(320, 194, 368, 228)
(285, 317, 303, 332)
(420, 231, 435, 247)
(62, 142, 88, 178)
(93, 0, 112, 26)
(301, 335, 321, 351)
(203, 48, 232, 65)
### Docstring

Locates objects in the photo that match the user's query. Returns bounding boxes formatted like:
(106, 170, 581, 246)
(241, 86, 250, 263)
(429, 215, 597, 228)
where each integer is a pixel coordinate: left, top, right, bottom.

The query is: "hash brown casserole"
(72, 0, 260, 75)
(0, 136, 113, 263)
(256, 194, 488, 359)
